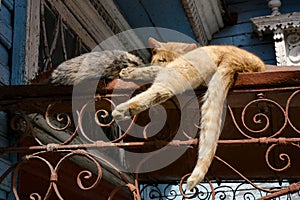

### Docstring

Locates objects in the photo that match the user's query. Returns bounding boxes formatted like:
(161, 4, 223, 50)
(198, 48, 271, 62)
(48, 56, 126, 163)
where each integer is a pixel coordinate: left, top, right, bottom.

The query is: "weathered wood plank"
(0, 157, 12, 191)
(1, 0, 14, 198)
(0, 17, 12, 49)
(210, 0, 277, 64)
(226, 0, 249, 4)
(234, 9, 270, 24)
(228, 1, 268, 13)
(234, 66, 300, 88)
(211, 34, 273, 46)
(0, 135, 8, 148)
(232, 34, 272, 47)
(0, 43, 10, 66)
(140, 0, 195, 40)
(0, 43, 9, 66)
(2, 0, 13, 11)
(0, 190, 7, 199)
(25, 0, 41, 83)
(46, 0, 97, 49)
(243, 43, 275, 61)
(114, 0, 154, 28)
(0, 63, 10, 85)
(11, 0, 27, 85)
(0, 112, 8, 138)
(210, 37, 234, 45)
(213, 22, 253, 38)
(281, 0, 300, 13)
(62, 0, 114, 43)
(264, 59, 276, 65)
(0, 3, 12, 26)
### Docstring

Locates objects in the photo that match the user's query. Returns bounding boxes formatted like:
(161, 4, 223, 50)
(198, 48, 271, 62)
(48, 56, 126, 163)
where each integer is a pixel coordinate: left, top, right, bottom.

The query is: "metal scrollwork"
(286, 90, 300, 134)
(12, 149, 139, 199)
(229, 97, 287, 139)
(10, 114, 32, 145)
(76, 95, 137, 143)
(265, 142, 300, 172)
(45, 104, 72, 132)
(2, 85, 300, 200)
(230, 90, 300, 137)
(39, 104, 78, 145)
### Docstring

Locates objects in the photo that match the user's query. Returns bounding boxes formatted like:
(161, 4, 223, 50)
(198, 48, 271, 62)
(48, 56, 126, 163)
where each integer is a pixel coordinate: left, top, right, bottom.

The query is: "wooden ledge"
(233, 65, 300, 89)
(0, 65, 299, 113)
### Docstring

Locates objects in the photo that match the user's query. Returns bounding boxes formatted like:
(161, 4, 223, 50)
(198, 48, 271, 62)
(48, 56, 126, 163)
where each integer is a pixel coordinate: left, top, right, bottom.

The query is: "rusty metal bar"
(1, 137, 300, 154)
(257, 181, 300, 200)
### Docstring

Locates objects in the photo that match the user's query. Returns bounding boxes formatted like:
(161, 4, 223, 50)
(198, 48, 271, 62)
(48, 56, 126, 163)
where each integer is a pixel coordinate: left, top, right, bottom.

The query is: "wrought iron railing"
(0, 70, 300, 199)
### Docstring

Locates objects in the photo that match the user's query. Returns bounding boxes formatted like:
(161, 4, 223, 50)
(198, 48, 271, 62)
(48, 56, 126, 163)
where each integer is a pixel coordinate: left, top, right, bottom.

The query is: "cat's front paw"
(119, 67, 136, 79)
(112, 103, 132, 121)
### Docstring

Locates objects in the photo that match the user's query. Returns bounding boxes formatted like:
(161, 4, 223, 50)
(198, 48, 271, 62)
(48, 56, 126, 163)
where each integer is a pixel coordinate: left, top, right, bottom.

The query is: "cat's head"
(148, 37, 197, 66)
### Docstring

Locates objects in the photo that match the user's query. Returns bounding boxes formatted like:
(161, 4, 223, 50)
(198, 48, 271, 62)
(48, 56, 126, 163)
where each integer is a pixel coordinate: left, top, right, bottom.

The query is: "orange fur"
(112, 38, 265, 189)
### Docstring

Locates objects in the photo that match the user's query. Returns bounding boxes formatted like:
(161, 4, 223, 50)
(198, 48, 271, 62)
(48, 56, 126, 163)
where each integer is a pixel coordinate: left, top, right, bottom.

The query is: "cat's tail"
(186, 67, 234, 190)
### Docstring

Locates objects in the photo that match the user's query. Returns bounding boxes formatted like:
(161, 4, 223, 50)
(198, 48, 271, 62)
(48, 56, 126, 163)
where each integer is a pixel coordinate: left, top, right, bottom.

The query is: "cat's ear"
(148, 37, 161, 53)
(184, 43, 197, 52)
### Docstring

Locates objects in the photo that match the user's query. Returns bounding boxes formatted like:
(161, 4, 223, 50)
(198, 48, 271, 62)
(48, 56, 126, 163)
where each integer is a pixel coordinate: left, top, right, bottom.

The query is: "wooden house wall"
(0, 0, 15, 199)
(0, 0, 28, 198)
(113, 0, 196, 42)
(210, 0, 299, 65)
(0, 0, 13, 86)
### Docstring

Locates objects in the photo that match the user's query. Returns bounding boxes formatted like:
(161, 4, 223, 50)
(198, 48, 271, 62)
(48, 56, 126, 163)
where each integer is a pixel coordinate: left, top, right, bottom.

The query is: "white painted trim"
(251, 12, 300, 66)
(182, 0, 224, 45)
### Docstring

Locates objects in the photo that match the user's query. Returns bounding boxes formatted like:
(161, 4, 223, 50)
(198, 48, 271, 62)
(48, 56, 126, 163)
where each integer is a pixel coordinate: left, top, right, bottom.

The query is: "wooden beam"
(0, 66, 300, 112)
(45, 0, 97, 49)
(11, 0, 28, 85)
(25, 0, 41, 83)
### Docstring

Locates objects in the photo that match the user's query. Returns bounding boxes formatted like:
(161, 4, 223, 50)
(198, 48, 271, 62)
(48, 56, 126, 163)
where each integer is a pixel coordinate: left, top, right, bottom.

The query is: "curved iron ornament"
(12, 150, 140, 200)
(3, 89, 300, 199)
(229, 89, 300, 138)
(228, 90, 300, 173)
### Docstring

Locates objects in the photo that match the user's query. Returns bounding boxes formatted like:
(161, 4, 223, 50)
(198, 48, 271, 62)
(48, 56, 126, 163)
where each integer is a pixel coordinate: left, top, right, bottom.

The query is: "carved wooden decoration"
(267, 0, 281, 15)
(182, 0, 224, 45)
(251, 12, 300, 66)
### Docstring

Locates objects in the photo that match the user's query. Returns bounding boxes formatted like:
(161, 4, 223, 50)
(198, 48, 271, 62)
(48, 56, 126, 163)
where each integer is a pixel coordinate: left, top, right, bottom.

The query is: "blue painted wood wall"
(115, 0, 299, 65)
(0, 0, 27, 198)
(0, 0, 14, 197)
(211, 0, 300, 65)
(114, 0, 196, 42)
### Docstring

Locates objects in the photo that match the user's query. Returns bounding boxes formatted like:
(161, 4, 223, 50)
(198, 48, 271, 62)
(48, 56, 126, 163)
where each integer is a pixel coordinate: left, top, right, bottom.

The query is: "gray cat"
(50, 50, 144, 85)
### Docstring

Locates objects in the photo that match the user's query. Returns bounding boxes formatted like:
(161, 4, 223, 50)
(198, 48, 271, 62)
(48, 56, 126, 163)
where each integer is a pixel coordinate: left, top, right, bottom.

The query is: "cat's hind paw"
(119, 67, 136, 80)
(112, 104, 132, 121)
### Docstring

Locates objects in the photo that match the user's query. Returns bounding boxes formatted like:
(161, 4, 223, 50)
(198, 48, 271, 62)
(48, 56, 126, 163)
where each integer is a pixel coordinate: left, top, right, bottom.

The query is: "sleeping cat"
(50, 50, 144, 85)
(112, 37, 266, 190)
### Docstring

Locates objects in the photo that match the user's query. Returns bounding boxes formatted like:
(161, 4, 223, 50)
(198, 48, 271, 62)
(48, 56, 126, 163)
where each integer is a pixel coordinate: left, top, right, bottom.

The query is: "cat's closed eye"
(158, 58, 167, 63)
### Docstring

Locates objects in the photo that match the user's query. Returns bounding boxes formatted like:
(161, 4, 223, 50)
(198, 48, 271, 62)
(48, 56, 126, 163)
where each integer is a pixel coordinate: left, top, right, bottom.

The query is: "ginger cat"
(112, 38, 266, 189)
